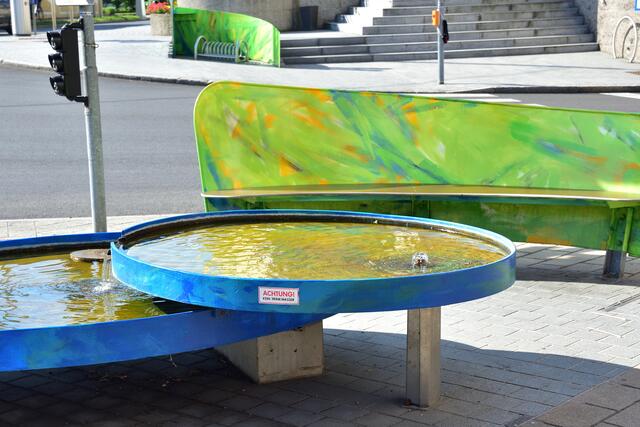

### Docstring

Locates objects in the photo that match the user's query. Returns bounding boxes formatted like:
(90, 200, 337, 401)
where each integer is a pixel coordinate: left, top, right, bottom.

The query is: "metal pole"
(437, 0, 444, 84)
(51, 0, 57, 31)
(80, 4, 107, 232)
(135, 0, 145, 18)
(31, 0, 37, 34)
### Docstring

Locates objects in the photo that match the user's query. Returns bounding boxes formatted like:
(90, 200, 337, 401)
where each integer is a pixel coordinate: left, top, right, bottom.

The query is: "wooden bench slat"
(201, 184, 640, 203)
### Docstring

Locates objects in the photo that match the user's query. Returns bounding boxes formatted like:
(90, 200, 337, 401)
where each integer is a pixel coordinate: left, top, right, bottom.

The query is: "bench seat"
(202, 184, 640, 206)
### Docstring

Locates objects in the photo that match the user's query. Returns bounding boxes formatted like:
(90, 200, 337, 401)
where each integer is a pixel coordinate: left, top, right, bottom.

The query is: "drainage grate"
(600, 292, 640, 312)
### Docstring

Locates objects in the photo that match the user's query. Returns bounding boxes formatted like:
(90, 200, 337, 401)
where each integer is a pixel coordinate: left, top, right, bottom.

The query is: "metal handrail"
(612, 15, 639, 63)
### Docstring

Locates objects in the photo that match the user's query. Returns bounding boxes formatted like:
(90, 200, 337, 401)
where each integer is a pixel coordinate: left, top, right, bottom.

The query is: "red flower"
(147, 1, 171, 14)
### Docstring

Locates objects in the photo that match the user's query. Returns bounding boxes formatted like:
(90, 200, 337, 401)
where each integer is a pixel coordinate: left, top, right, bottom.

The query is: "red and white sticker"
(258, 287, 300, 305)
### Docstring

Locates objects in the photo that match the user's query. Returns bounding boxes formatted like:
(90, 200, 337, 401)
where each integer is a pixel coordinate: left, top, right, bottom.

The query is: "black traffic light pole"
(47, 9, 106, 233)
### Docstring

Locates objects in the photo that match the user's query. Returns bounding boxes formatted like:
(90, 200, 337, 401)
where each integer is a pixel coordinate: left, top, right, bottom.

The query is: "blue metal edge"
(0, 232, 119, 250)
(0, 233, 328, 372)
(112, 210, 517, 314)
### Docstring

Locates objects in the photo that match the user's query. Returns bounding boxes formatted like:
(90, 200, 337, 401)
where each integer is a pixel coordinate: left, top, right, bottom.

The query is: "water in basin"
(0, 253, 182, 330)
(125, 221, 506, 280)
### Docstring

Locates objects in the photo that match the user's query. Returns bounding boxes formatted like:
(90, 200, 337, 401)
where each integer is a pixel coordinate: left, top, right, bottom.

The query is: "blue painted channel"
(0, 233, 328, 372)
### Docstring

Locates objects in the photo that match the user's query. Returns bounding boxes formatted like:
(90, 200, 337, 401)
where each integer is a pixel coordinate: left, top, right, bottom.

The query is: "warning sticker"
(258, 287, 300, 305)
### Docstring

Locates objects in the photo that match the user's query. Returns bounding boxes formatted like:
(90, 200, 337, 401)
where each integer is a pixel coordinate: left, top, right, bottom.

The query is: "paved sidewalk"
(2, 215, 640, 426)
(527, 368, 640, 426)
(0, 214, 172, 240)
(0, 23, 639, 92)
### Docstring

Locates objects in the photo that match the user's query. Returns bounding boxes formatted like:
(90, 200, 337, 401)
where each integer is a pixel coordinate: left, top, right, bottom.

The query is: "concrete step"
(329, 16, 585, 34)
(283, 0, 596, 65)
(282, 35, 366, 48)
(283, 42, 598, 64)
(336, 8, 579, 26)
(282, 34, 594, 57)
(350, 1, 576, 16)
(281, 25, 590, 47)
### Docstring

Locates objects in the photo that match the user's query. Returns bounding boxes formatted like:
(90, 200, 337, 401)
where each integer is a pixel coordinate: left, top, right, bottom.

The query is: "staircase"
(281, 0, 598, 64)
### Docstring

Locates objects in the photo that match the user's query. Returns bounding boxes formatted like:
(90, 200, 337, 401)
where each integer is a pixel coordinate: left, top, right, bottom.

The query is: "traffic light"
(47, 25, 82, 102)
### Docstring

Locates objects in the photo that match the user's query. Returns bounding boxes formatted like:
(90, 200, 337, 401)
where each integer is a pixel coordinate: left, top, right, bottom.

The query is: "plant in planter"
(148, 1, 172, 36)
(147, 1, 170, 14)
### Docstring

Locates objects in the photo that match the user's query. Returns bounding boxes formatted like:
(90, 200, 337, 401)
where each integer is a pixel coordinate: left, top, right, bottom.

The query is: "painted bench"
(194, 82, 640, 278)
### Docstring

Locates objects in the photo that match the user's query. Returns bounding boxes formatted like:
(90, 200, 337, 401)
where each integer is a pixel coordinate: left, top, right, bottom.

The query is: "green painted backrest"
(194, 82, 640, 194)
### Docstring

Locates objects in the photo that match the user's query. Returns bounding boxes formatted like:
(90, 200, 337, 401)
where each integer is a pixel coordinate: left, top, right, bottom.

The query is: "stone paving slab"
(525, 368, 640, 427)
(0, 214, 174, 240)
(2, 216, 640, 425)
(0, 23, 639, 93)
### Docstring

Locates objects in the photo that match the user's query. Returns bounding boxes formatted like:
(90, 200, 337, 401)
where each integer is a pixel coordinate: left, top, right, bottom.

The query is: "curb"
(0, 59, 210, 86)
(2, 57, 640, 94)
(465, 85, 640, 94)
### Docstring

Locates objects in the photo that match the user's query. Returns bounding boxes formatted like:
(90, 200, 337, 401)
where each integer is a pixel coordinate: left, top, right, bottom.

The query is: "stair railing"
(612, 16, 639, 63)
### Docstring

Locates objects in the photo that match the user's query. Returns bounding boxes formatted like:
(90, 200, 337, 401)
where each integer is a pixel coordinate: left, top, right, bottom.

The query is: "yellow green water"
(126, 221, 506, 280)
(0, 253, 171, 330)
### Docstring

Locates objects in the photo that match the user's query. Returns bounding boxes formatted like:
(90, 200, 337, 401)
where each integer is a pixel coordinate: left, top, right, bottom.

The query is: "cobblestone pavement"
(2, 216, 640, 426)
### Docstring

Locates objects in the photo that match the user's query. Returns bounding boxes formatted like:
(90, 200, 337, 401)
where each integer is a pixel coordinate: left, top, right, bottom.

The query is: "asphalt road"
(0, 65, 638, 219)
(0, 66, 203, 219)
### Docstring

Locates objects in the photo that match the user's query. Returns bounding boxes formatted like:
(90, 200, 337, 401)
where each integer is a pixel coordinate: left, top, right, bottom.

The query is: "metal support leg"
(603, 207, 634, 279)
(603, 250, 627, 278)
(406, 307, 441, 408)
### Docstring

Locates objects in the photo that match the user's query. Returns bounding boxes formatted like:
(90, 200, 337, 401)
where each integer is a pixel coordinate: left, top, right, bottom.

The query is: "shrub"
(103, 6, 116, 15)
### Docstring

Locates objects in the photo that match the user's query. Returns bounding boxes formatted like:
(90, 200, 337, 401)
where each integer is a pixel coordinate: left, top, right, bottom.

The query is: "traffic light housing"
(47, 26, 83, 102)
(431, 10, 440, 27)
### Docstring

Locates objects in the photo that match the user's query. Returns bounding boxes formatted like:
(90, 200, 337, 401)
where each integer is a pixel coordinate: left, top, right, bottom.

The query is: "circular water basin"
(0, 233, 326, 371)
(0, 250, 169, 330)
(112, 210, 516, 313)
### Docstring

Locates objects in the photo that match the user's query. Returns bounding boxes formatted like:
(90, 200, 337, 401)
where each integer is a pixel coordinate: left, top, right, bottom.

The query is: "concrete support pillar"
(217, 321, 324, 384)
(406, 307, 441, 407)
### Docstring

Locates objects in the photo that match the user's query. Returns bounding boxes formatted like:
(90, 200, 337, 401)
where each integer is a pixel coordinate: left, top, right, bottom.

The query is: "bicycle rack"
(194, 36, 248, 63)
(612, 16, 639, 63)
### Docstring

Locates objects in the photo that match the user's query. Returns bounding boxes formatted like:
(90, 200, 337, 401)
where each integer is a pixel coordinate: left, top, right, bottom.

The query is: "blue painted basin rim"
(112, 210, 517, 314)
(0, 233, 327, 372)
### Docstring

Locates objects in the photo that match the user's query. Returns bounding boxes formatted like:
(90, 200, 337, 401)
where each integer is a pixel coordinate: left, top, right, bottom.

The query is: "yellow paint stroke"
(264, 114, 276, 129)
(571, 151, 607, 166)
(615, 162, 640, 182)
(292, 111, 325, 130)
(305, 89, 332, 103)
(246, 102, 257, 123)
(344, 145, 370, 163)
(406, 112, 418, 127)
(280, 156, 302, 177)
(231, 123, 242, 139)
(218, 162, 233, 179)
(401, 101, 416, 112)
